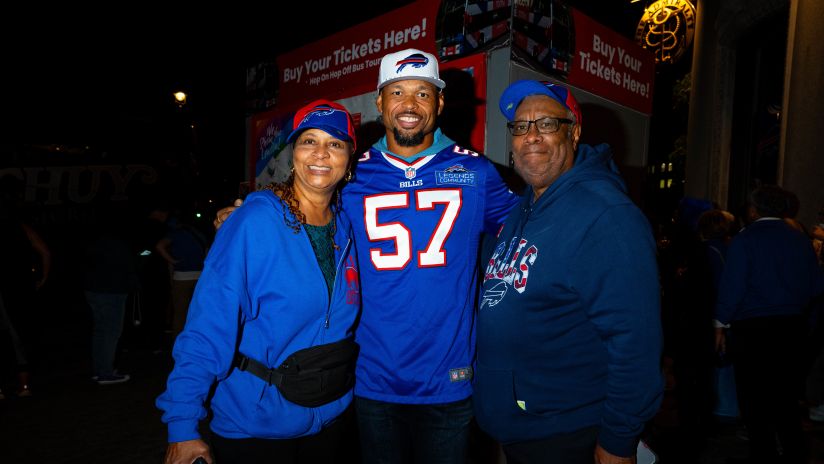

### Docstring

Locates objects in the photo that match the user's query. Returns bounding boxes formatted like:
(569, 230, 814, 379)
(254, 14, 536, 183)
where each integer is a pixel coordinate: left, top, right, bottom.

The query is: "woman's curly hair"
(263, 132, 355, 240)
(260, 172, 345, 249)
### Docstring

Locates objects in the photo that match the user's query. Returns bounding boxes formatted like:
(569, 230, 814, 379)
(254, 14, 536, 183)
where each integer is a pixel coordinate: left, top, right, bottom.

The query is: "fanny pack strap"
(234, 353, 284, 387)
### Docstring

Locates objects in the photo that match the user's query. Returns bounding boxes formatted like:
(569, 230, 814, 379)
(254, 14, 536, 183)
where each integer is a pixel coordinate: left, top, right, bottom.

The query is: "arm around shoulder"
(214, 198, 244, 230)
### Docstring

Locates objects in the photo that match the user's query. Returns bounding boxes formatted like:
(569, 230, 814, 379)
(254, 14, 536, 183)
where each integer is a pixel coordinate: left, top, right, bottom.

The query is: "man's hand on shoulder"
(595, 444, 636, 464)
(214, 198, 243, 230)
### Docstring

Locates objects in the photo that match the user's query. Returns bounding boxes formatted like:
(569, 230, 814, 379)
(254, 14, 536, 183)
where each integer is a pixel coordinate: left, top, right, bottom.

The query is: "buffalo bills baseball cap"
(286, 99, 357, 151)
(499, 80, 582, 126)
(378, 48, 446, 91)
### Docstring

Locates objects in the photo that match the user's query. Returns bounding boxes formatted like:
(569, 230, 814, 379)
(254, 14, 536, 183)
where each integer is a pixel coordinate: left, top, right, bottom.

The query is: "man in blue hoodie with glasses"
(474, 80, 663, 464)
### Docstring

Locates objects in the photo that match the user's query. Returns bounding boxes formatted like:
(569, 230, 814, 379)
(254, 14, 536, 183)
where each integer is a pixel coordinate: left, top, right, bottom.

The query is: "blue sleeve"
(155, 198, 269, 442)
(715, 236, 748, 325)
(481, 160, 519, 235)
(572, 205, 664, 456)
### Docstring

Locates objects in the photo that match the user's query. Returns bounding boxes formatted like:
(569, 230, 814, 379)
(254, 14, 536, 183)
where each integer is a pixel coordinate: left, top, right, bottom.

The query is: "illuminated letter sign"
(635, 0, 696, 65)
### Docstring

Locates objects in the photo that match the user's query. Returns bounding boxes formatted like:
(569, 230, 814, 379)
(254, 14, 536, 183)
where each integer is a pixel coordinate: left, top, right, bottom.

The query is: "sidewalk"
(0, 314, 172, 463)
(2, 306, 824, 463)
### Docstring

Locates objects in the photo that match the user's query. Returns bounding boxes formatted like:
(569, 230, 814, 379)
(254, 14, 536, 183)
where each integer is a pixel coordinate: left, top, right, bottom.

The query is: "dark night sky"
(5, 1, 635, 150)
(4, 4, 410, 188)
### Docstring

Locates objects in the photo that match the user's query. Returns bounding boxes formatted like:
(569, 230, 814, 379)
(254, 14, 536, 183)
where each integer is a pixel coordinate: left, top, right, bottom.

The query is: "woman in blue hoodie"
(157, 100, 361, 464)
(475, 80, 663, 464)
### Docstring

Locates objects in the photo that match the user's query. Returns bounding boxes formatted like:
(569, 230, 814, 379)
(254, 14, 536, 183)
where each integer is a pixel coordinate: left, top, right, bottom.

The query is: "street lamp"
(174, 91, 187, 108)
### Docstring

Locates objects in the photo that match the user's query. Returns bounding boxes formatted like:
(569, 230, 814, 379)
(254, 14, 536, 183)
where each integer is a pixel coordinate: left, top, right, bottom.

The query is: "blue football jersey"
(342, 143, 518, 403)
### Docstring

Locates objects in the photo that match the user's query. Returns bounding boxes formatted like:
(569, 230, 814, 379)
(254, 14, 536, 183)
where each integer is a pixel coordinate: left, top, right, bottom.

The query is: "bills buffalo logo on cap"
(285, 99, 356, 151)
(395, 53, 429, 73)
(378, 48, 446, 90)
(300, 106, 337, 123)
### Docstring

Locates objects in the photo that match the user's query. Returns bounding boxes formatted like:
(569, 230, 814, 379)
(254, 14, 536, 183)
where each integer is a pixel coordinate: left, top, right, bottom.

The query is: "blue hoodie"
(715, 218, 824, 324)
(156, 190, 361, 442)
(474, 144, 663, 457)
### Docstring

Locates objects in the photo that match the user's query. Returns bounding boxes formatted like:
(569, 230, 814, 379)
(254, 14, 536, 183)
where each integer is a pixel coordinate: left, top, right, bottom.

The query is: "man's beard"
(393, 127, 425, 147)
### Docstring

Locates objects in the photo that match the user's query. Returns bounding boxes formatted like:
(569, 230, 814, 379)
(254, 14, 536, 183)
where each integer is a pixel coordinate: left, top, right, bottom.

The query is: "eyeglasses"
(506, 117, 573, 136)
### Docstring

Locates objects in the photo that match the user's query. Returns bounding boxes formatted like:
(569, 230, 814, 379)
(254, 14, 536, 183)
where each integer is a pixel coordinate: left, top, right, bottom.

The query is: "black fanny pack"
(235, 338, 359, 408)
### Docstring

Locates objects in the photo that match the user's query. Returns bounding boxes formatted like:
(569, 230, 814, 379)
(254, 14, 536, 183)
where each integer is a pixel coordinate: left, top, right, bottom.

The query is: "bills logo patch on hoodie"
(480, 237, 538, 308)
(344, 256, 360, 305)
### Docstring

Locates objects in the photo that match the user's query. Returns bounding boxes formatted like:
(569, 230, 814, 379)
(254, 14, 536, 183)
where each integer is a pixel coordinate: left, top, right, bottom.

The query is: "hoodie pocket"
(474, 365, 517, 421)
(473, 365, 538, 433)
(474, 364, 561, 443)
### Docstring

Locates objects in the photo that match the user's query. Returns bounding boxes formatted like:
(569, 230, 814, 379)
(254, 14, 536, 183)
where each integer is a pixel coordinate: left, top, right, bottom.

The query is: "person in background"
(0, 293, 25, 399)
(714, 185, 824, 464)
(696, 209, 740, 422)
(805, 204, 824, 424)
(157, 100, 361, 464)
(132, 205, 173, 353)
(810, 205, 824, 266)
(0, 190, 51, 398)
(474, 80, 663, 464)
(214, 48, 519, 464)
(678, 206, 741, 457)
(154, 210, 210, 337)
(83, 207, 140, 385)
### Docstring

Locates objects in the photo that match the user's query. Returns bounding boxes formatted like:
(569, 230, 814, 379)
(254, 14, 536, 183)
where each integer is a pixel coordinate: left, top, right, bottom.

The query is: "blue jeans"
(85, 291, 127, 377)
(356, 396, 473, 464)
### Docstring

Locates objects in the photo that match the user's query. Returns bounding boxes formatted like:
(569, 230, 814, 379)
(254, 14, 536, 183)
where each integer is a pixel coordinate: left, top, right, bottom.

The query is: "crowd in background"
(655, 187, 824, 462)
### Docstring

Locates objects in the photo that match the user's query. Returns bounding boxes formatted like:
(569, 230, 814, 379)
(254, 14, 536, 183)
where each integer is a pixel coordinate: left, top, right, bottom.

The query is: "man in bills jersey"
(215, 49, 518, 463)
(346, 48, 517, 464)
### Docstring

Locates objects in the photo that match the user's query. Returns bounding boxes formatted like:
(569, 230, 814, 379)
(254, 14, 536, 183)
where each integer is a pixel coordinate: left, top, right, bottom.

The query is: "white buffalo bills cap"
(377, 48, 446, 91)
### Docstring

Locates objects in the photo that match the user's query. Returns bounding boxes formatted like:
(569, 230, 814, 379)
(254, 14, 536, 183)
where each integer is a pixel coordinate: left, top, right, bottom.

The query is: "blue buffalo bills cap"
(378, 48, 446, 90)
(499, 80, 582, 126)
(286, 99, 357, 151)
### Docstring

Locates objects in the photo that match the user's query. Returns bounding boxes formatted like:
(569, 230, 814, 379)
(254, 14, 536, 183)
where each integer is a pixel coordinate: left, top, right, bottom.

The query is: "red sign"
(568, 9, 655, 114)
(276, 0, 441, 106)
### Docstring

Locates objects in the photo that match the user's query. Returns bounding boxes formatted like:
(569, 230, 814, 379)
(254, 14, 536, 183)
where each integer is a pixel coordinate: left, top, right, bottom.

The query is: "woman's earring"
(345, 170, 352, 182)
